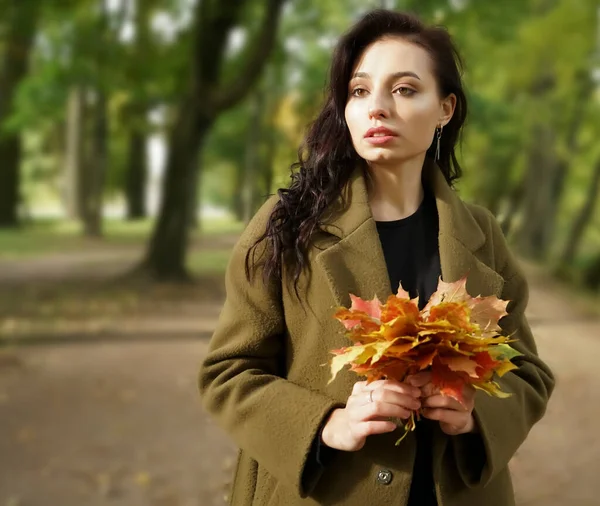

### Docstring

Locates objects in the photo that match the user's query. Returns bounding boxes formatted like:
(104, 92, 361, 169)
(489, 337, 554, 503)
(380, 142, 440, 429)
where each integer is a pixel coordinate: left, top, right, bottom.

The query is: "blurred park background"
(0, 0, 599, 505)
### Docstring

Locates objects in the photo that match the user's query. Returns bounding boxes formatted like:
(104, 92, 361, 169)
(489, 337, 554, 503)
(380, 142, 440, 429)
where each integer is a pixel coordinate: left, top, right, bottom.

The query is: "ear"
(439, 93, 457, 127)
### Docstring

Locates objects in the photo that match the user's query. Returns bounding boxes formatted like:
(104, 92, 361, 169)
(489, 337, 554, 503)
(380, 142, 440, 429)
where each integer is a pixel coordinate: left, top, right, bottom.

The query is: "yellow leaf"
(329, 346, 372, 383)
(473, 381, 512, 398)
(495, 360, 519, 377)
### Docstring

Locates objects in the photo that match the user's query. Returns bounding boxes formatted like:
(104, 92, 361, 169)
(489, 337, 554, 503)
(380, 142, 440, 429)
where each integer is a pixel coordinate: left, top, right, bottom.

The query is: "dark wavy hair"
(246, 9, 468, 292)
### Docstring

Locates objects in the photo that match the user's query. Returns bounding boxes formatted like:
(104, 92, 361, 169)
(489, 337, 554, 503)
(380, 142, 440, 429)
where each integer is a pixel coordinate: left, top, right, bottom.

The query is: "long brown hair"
(246, 9, 468, 293)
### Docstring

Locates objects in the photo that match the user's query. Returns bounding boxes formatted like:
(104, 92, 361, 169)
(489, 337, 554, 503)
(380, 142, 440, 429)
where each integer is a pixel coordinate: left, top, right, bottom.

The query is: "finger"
(462, 384, 476, 403)
(352, 381, 368, 394)
(375, 389, 421, 411)
(351, 420, 397, 439)
(422, 394, 468, 412)
(371, 380, 421, 398)
(420, 382, 440, 398)
(422, 407, 469, 429)
(440, 422, 466, 436)
(405, 371, 432, 388)
(353, 401, 414, 421)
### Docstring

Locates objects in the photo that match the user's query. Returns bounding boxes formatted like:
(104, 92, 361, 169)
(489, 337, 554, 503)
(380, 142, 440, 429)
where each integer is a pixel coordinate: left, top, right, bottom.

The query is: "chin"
(361, 148, 403, 164)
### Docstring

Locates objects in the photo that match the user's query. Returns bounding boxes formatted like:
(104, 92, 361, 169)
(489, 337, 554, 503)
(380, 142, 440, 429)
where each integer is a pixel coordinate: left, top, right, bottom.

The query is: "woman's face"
(344, 36, 455, 166)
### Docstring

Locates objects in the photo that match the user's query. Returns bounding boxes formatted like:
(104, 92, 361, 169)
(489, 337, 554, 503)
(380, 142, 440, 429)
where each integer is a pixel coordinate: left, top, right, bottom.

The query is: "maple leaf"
(473, 351, 502, 378)
(427, 301, 475, 331)
(439, 354, 480, 378)
(421, 276, 471, 317)
(488, 343, 523, 361)
(334, 308, 380, 332)
(494, 360, 520, 377)
(431, 358, 470, 405)
(473, 380, 512, 398)
(380, 292, 420, 324)
(350, 294, 382, 320)
(467, 295, 509, 337)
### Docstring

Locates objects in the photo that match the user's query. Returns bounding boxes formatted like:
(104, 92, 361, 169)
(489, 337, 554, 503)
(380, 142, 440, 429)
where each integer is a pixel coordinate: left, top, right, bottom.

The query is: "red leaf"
(474, 351, 501, 378)
(431, 358, 469, 405)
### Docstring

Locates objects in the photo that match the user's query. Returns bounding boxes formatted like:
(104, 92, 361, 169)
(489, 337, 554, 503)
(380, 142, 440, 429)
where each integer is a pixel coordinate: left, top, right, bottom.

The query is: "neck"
(366, 155, 426, 222)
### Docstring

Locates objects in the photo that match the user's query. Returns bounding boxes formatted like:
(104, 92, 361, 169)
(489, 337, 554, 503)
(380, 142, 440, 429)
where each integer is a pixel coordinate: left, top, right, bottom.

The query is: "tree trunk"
(559, 158, 600, 267)
(141, 100, 212, 280)
(0, 2, 41, 227)
(138, 0, 286, 280)
(125, 127, 147, 220)
(242, 90, 263, 224)
(583, 253, 600, 291)
(83, 91, 108, 237)
(515, 124, 560, 259)
(64, 87, 86, 219)
(233, 161, 245, 222)
(500, 175, 525, 237)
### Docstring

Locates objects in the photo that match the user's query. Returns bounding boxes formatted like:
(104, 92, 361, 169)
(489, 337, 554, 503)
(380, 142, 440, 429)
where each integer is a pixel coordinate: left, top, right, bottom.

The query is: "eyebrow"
(351, 71, 421, 80)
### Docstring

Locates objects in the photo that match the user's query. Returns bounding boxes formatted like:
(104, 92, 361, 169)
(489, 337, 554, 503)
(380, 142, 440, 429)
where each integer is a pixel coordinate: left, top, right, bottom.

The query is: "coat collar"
(319, 159, 485, 253)
(314, 158, 504, 308)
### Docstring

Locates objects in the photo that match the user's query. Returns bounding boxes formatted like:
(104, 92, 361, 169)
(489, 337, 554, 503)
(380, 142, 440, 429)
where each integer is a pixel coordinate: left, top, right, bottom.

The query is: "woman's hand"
(321, 379, 422, 451)
(407, 372, 478, 436)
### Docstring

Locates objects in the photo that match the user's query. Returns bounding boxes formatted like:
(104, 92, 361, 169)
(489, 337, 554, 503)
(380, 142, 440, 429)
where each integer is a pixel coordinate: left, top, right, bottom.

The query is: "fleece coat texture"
(198, 161, 555, 506)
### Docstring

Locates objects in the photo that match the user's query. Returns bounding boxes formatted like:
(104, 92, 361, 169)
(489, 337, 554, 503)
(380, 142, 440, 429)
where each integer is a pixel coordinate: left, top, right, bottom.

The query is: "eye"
(351, 88, 368, 97)
(394, 87, 416, 96)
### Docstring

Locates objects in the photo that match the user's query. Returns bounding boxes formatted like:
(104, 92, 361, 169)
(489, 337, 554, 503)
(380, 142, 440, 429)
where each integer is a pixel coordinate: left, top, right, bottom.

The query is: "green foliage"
(1, 0, 598, 284)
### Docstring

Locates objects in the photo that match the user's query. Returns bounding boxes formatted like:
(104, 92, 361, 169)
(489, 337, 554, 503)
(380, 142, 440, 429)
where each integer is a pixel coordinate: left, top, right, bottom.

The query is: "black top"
(375, 183, 441, 311)
(304, 183, 442, 505)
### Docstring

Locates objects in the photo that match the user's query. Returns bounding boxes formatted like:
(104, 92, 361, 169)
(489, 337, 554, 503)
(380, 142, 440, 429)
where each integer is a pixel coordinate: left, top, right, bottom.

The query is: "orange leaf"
(438, 355, 479, 378)
(427, 301, 475, 331)
(415, 348, 437, 370)
(474, 351, 501, 378)
(431, 358, 469, 405)
(380, 293, 420, 324)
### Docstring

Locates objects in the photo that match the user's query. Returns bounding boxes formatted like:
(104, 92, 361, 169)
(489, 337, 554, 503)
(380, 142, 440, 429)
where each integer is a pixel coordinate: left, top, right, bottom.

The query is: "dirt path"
(0, 340, 236, 506)
(0, 259, 598, 505)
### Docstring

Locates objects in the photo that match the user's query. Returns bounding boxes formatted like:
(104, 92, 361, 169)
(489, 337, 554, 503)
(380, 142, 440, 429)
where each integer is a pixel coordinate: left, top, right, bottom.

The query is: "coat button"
(377, 469, 393, 485)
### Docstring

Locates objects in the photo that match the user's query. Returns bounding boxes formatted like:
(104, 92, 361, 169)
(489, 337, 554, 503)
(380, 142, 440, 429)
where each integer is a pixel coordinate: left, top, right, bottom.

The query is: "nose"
(368, 92, 391, 120)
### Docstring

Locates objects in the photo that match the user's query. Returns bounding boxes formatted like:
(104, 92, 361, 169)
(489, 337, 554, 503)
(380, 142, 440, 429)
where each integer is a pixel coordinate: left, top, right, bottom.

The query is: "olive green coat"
(198, 161, 554, 506)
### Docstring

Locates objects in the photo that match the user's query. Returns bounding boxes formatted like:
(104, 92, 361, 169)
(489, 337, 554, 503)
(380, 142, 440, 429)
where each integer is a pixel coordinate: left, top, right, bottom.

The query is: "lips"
(364, 126, 398, 138)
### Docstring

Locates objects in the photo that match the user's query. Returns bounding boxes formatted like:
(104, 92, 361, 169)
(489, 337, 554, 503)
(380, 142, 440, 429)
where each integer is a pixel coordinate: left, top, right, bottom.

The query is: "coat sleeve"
(452, 210, 555, 488)
(198, 198, 344, 498)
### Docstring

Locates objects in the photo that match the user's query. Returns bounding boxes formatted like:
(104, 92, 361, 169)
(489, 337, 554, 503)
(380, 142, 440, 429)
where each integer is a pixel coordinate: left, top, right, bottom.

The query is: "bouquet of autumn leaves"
(328, 275, 522, 444)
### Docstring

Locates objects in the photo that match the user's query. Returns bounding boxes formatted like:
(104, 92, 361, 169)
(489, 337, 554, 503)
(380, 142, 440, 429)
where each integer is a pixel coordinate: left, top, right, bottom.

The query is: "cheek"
(401, 100, 439, 143)
(344, 103, 364, 141)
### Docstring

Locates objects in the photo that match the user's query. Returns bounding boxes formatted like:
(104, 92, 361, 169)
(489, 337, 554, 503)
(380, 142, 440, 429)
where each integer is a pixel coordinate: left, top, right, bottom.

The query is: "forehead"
(351, 37, 434, 80)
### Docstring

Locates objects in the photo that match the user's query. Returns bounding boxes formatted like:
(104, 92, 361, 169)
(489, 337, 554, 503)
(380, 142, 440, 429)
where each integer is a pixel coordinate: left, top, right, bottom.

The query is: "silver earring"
(436, 125, 443, 161)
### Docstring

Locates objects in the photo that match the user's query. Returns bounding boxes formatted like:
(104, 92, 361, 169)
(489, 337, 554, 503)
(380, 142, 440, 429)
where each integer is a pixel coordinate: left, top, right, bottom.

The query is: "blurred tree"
(139, 0, 287, 280)
(0, 1, 42, 227)
(121, 0, 168, 220)
(560, 157, 600, 269)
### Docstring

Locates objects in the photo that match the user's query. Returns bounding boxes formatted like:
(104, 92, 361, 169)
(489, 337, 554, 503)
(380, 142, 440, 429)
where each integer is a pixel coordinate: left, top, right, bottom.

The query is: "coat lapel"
(315, 160, 505, 309)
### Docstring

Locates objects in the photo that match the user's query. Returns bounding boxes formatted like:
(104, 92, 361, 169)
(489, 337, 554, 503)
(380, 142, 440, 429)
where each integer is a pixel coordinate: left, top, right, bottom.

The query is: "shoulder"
(463, 201, 495, 229)
(237, 195, 280, 249)
(463, 201, 520, 279)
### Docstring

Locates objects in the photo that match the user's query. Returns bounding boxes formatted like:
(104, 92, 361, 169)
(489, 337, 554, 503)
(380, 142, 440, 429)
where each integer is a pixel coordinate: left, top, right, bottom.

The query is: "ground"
(0, 246, 598, 506)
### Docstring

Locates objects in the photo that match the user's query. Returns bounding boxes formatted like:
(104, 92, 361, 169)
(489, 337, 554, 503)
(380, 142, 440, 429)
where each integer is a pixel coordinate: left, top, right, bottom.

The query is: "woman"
(198, 9, 554, 506)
